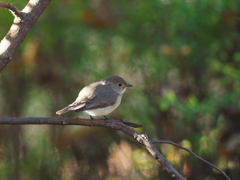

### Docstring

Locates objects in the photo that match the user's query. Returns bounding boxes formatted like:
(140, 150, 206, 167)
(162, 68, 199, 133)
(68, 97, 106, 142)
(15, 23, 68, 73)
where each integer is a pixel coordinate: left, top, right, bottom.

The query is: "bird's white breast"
(85, 95, 122, 116)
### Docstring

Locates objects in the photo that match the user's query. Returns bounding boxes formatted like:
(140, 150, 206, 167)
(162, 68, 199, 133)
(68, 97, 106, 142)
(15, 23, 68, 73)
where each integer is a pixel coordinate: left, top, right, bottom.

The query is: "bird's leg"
(103, 116, 108, 120)
(89, 115, 94, 127)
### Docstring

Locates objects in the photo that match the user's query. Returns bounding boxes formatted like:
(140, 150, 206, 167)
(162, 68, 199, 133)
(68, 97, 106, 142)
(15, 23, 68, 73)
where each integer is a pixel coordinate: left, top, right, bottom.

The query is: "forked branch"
(152, 140, 231, 180)
(0, 2, 23, 21)
(0, 117, 185, 179)
(0, 117, 231, 180)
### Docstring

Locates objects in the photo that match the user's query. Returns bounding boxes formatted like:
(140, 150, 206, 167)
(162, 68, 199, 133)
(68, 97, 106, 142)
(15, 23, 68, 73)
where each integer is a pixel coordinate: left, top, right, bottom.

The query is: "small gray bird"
(56, 75, 132, 119)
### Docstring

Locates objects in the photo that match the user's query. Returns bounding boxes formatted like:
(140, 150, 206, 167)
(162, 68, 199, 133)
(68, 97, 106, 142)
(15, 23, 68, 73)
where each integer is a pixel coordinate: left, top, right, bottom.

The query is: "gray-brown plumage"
(56, 75, 132, 118)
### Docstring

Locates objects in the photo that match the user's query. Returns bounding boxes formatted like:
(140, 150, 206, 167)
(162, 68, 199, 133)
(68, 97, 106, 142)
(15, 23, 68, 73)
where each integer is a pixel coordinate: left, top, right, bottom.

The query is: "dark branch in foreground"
(0, 117, 185, 180)
(0, 117, 230, 180)
(152, 140, 231, 180)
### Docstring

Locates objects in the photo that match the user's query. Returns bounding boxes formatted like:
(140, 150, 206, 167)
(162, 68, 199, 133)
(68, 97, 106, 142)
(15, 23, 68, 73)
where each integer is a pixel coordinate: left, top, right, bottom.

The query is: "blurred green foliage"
(1, 0, 240, 179)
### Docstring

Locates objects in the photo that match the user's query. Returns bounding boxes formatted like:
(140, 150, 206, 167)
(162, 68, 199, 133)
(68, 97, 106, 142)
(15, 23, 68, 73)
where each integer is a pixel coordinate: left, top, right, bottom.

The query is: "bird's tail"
(56, 102, 85, 115)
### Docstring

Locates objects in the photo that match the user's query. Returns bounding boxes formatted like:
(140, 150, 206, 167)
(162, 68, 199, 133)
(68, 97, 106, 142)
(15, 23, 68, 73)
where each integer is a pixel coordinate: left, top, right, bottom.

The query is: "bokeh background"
(1, 0, 240, 179)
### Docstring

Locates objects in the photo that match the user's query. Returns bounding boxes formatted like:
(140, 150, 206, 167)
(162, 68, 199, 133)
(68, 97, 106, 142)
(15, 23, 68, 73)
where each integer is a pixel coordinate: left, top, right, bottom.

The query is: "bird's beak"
(127, 84, 133, 87)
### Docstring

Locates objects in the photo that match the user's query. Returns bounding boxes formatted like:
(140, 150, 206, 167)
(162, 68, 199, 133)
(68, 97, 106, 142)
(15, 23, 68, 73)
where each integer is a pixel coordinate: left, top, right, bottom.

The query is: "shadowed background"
(0, 0, 240, 179)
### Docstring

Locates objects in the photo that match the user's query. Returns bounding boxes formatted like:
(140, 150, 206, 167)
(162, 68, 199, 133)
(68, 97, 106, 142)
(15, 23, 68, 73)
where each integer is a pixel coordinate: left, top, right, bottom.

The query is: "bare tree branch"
(152, 140, 231, 180)
(0, 0, 52, 71)
(0, 116, 185, 180)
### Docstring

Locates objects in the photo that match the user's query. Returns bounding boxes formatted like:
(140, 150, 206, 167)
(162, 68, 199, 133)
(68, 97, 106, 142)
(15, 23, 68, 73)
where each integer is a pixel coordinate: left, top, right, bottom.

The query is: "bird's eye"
(118, 83, 122, 87)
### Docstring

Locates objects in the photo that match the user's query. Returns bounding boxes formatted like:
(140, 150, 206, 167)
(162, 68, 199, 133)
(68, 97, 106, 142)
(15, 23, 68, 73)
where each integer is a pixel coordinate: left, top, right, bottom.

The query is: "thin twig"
(152, 140, 231, 180)
(114, 119, 143, 128)
(0, 2, 23, 20)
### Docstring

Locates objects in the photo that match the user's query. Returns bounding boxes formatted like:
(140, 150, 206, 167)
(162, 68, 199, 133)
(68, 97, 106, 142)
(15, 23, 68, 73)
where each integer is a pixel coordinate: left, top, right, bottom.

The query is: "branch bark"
(0, 117, 185, 180)
(0, 0, 52, 71)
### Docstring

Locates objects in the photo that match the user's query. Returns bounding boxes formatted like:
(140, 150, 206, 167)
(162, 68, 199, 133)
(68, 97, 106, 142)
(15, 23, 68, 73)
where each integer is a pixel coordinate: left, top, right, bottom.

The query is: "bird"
(56, 75, 132, 119)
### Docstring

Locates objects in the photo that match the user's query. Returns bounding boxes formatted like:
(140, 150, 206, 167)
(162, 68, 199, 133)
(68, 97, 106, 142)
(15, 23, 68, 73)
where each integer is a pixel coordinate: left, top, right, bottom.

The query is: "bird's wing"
(75, 89, 118, 112)
(56, 101, 86, 115)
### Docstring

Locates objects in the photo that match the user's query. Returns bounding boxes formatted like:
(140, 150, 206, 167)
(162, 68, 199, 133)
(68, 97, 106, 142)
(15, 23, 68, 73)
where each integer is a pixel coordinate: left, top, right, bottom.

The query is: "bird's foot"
(89, 115, 94, 126)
